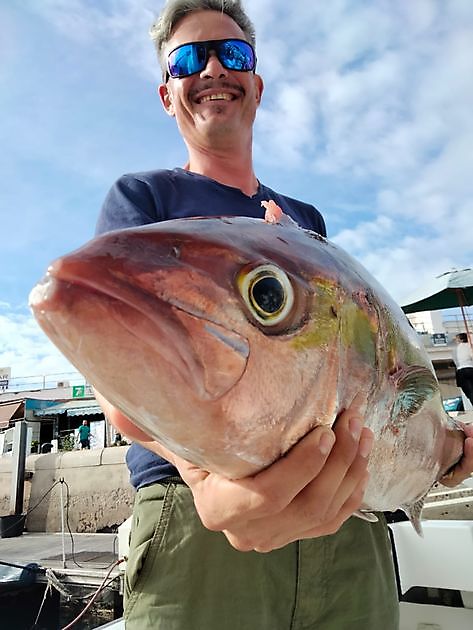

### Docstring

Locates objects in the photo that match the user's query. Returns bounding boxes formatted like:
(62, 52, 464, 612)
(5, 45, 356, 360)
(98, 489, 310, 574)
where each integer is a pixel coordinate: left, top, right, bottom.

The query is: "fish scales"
(29, 215, 464, 529)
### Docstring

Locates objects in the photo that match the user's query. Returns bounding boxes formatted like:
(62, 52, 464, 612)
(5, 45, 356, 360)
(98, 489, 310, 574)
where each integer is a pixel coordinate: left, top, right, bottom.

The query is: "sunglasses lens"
(219, 40, 255, 71)
(168, 43, 207, 78)
(167, 39, 256, 78)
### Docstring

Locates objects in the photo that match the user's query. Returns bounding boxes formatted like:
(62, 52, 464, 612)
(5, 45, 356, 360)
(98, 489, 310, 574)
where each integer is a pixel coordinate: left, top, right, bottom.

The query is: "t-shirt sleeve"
(308, 207, 327, 238)
(95, 174, 162, 236)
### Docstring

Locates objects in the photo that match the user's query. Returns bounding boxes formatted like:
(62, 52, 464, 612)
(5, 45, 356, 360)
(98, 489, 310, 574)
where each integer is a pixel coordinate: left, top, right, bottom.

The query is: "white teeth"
(29, 275, 54, 308)
(199, 93, 233, 103)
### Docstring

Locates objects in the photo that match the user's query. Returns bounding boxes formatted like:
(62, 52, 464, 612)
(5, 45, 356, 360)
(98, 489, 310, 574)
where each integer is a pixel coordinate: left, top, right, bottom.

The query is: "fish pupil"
(251, 276, 285, 315)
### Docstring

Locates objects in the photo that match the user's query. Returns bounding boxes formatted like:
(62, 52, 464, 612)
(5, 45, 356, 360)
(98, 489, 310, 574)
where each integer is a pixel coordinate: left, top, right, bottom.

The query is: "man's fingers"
(189, 426, 336, 530)
(210, 417, 372, 551)
(297, 471, 370, 543)
(441, 434, 473, 487)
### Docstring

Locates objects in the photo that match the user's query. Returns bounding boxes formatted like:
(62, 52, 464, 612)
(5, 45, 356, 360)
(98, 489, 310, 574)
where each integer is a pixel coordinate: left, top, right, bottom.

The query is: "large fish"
(29, 211, 464, 529)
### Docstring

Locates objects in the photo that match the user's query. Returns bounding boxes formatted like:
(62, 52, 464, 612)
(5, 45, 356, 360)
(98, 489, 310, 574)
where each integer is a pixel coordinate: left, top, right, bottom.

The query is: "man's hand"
(95, 389, 373, 551)
(440, 422, 473, 488)
(177, 412, 373, 552)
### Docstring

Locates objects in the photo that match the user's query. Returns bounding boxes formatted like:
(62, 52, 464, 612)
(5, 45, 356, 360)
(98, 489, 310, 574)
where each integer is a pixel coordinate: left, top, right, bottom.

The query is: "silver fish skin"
(29, 216, 464, 529)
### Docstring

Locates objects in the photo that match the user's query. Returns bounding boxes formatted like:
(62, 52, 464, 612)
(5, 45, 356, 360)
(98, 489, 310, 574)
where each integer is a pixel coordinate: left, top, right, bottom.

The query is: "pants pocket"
(124, 483, 175, 615)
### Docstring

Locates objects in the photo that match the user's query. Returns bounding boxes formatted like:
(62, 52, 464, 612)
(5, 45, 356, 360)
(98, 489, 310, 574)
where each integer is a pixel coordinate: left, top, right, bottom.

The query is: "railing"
(0, 371, 86, 394)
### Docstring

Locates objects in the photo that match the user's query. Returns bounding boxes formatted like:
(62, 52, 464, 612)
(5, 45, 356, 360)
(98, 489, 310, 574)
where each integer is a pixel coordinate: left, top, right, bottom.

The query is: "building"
(0, 381, 113, 455)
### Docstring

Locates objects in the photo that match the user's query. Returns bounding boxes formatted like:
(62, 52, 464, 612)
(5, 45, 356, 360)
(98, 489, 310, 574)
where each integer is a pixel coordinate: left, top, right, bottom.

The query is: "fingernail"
(349, 417, 362, 439)
(319, 431, 335, 455)
(359, 430, 374, 458)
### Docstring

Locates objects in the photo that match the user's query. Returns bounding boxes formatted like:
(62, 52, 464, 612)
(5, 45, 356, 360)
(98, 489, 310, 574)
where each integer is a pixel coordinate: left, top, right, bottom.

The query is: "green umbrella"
(401, 268, 473, 345)
(401, 268, 473, 313)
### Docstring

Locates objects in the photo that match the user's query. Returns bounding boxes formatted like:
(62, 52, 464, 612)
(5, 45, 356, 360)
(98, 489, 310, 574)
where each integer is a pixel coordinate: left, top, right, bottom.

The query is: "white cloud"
(252, 1, 473, 306)
(27, 0, 159, 81)
(0, 307, 77, 383)
(255, 1, 473, 184)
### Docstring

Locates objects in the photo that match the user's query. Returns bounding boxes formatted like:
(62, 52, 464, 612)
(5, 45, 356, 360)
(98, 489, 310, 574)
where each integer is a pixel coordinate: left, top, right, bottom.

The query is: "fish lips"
(30, 269, 250, 402)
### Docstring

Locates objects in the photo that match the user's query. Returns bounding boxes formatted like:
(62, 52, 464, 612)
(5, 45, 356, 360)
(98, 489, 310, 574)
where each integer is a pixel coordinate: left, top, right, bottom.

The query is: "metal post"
(60, 478, 67, 569)
(9, 421, 28, 515)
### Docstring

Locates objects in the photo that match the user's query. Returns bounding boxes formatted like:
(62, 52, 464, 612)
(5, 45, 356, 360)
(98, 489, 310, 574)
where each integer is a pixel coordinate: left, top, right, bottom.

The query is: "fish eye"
(238, 264, 294, 326)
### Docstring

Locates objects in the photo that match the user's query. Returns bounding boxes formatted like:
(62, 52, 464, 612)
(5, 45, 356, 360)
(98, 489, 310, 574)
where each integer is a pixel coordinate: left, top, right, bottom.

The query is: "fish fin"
(261, 200, 283, 223)
(260, 200, 302, 228)
(400, 497, 426, 537)
(353, 510, 379, 523)
(391, 366, 439, 421)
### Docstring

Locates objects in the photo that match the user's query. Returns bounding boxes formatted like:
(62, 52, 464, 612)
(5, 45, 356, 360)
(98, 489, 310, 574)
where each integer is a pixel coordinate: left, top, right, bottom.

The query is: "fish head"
(29, 217, 358, 473)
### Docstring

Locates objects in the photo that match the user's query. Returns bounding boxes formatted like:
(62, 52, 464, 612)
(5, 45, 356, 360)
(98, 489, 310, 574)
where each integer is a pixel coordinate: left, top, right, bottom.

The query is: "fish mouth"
(30, 265, 250, 401)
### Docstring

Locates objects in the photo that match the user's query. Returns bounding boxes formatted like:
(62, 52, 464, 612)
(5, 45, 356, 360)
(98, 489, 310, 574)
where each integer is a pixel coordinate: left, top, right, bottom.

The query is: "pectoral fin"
(400, 495, 426, 536)
(353, 510, 379, 524)
(391, 366, 439, 421)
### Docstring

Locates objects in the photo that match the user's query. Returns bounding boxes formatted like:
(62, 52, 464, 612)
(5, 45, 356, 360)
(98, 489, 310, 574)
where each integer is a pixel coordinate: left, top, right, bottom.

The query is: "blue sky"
(1, 0, 472, 385)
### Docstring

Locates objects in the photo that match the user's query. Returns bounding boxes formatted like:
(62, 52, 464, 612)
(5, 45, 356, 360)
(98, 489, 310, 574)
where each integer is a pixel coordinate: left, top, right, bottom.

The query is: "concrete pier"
(0, 446, 134, 533)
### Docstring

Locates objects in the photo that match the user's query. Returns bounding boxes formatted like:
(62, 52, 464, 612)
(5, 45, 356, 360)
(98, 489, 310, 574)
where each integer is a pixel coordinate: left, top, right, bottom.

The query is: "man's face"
(158, 10, 263, 148)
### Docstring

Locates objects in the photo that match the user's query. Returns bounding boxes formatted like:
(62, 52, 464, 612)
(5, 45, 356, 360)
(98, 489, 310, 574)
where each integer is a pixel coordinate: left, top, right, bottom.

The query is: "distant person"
(78, 419, 91, 449)
(453, 333, 473, 405)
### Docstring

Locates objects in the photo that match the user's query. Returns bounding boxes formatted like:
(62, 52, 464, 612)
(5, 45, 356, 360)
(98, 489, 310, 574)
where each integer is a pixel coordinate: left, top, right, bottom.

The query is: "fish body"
(29, 216, 464, 523)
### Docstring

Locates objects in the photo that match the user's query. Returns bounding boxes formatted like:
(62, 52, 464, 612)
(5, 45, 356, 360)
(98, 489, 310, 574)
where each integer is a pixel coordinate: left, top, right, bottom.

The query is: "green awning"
(33, 399, 102, 417)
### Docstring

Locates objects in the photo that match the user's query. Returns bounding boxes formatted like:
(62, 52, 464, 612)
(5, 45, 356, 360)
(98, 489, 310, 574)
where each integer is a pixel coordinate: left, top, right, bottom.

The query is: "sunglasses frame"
(165, 38, 257, 81)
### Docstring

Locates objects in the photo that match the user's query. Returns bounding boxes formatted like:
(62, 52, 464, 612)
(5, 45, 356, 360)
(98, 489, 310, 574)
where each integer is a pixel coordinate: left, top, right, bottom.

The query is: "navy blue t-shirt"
(96, 167, 326, 489)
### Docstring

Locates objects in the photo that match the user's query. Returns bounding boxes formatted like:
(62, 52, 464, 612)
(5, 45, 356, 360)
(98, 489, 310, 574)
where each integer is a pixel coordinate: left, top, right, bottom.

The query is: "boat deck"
(0, 531, 121, 588)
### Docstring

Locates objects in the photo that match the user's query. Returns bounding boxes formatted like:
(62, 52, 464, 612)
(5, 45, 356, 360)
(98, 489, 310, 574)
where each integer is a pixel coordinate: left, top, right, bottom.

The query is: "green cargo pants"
(124, 481, 399, 629)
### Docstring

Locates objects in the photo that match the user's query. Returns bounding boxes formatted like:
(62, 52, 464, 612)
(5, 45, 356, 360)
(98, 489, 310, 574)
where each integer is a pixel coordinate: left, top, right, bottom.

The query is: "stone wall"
(0, 446, 134, 532)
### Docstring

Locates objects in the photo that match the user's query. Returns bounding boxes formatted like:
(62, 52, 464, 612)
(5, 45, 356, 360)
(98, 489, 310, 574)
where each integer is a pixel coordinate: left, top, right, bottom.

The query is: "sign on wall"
(72, 385, 85, 398)
(0, 367, 11, 392)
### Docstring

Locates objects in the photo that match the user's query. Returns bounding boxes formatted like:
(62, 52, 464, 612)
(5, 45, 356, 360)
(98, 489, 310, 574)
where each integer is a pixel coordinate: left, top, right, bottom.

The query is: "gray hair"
(150, 0, 256, 78)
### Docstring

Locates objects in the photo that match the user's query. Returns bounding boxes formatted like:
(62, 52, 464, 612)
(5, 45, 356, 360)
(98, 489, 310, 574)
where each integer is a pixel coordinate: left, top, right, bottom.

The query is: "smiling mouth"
(198, 93, 236, 104)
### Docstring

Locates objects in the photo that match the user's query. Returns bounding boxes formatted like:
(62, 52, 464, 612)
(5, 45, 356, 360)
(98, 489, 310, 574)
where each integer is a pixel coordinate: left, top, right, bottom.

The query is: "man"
(78, 419, 90, 449)
(95, 1, 473, 628)
(453, 333, 473, 406)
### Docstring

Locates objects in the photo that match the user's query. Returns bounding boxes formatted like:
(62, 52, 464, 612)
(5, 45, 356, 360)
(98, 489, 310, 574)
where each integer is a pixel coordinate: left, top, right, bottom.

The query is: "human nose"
(200, 51, 228, 79)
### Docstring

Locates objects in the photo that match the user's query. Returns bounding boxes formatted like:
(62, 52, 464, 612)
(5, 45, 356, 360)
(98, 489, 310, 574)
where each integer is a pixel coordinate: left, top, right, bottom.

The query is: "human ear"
(254, 74, 264, 106)
(158, 83, 175, 117)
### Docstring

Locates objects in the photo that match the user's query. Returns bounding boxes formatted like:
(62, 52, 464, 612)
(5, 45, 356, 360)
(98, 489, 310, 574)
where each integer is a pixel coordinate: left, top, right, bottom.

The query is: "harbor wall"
(0, 446, 134, 532)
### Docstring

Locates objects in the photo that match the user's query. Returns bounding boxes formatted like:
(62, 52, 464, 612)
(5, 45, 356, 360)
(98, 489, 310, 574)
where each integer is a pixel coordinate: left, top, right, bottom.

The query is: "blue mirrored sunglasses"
(166, 38, 256, 80)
